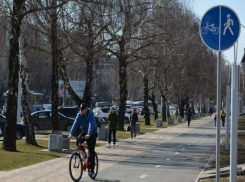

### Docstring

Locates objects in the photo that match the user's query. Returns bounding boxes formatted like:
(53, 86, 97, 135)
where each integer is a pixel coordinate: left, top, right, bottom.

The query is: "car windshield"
(101, 108, 110, 113)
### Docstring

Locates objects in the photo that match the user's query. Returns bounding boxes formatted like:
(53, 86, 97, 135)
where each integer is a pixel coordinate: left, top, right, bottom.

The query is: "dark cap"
(80, 103, 88, 110)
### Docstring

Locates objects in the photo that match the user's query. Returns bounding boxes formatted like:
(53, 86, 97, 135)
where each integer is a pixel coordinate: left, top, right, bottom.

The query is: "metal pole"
(225, 85, 231, 150)
(216, 51, 221, 182)
(230, 64, 239, 182)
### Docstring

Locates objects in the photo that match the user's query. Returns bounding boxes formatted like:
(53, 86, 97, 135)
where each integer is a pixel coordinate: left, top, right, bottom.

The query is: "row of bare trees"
(0, 0, 229, 151)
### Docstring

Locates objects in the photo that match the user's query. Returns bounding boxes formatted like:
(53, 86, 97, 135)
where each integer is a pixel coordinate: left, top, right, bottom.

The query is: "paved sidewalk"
(0, 116, 213, 182)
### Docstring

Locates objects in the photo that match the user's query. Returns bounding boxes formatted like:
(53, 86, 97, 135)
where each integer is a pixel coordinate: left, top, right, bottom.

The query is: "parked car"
(95, 102, 113, 108)
(126, 105, 133, 114)
(0, 114, 25, 140)
(58, 107, 79, 119)
(30, 111, 74, 131)
(157, 104, 162, 113)
(94, 107, 130, 124)
(126, 100, 133, 105)
(43, 104, 52, 110)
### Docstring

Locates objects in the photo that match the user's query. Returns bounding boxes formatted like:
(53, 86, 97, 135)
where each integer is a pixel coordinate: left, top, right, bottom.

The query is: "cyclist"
(68, 103, 98, 176)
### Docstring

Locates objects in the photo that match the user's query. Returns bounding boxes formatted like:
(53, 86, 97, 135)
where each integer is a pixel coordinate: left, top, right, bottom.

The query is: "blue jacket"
(70, 109, 97, 136)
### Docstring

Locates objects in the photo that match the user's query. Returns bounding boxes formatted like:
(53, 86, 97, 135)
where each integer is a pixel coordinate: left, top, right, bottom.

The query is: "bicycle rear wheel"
(88, 152, 99, 180)
(69, 152, 83, 182)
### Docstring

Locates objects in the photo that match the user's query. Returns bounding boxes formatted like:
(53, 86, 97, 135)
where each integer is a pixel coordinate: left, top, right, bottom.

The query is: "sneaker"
(88, 170, 95, 176)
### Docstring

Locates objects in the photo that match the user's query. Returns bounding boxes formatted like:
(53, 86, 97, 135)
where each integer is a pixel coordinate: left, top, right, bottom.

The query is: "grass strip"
(199, 116, 245, 181)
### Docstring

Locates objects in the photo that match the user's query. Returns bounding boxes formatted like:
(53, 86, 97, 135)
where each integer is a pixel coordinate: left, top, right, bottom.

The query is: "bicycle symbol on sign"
(201, 22, 219, 34)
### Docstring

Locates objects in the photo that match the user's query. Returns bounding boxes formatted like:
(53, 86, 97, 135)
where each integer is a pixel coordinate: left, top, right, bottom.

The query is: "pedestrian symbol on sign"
(223, 14, 234, 35)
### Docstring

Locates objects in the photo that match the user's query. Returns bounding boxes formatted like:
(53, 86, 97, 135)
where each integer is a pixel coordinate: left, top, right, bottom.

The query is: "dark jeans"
(77, 133, 97, 171)
(108, 129, 116, 144)
(188, 119, 190, 127)
(222, 119, 225, 127)
(131, 122, 136, 138)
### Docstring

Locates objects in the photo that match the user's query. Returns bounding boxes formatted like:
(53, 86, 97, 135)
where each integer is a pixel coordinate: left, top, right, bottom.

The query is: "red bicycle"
(69, 137, 98, 181)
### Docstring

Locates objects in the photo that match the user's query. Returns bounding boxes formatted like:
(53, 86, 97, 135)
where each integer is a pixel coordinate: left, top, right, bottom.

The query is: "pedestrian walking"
(186, 107, 192, 127)
(221, 108, 226, 127)
(107, 107, 118, 149)
(214, 115, 216, 127)
(130, 109, 138, 139)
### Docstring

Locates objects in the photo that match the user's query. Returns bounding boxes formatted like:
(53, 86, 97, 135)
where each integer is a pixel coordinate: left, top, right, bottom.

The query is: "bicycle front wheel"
(69, 152, 83, 182)
(88, 152, 99, 180)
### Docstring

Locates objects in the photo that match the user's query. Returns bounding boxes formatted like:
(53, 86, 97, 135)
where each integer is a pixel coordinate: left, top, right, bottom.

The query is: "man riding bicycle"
(68, 103, 98, 176)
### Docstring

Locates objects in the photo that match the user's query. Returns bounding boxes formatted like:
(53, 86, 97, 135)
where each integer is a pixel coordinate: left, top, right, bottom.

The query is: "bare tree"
(102, 0, 153, 130)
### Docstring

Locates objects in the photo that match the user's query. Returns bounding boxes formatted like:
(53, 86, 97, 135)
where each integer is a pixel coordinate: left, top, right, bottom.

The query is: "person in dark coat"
(186, 107, 192, 127)
(107, 107, 118, 148)
(221, 108, 226, 127)
(130, 109, 138, 138)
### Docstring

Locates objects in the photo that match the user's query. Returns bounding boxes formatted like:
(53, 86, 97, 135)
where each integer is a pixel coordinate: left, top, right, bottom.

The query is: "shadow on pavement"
(94, 178, 120, 182)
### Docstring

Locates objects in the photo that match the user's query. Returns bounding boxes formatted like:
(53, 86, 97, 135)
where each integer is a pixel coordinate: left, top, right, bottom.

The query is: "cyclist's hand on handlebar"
(68, 135, 72, 140)
(85, 134, 90, 139)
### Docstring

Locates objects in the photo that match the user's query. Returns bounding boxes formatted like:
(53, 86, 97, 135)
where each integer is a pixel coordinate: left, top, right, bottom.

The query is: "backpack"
(221, 112, 226, 117)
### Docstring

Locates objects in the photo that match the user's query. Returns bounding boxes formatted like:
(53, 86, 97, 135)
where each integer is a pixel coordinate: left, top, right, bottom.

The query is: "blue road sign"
(200, 5, 240, 51)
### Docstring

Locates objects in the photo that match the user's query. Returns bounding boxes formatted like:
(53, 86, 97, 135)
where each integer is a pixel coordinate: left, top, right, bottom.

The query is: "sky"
(192, 0, 245, 64)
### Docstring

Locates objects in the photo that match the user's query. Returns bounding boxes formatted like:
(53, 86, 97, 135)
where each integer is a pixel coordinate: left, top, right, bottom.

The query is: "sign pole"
(225, 85, 231, 150)
(230, 64, 239, 182)
(199, 6, 240, 182)
(216, 51, 221, 182)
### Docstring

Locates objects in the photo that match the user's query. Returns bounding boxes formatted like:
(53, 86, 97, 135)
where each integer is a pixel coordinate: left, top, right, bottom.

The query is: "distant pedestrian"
(209, 108, 213, 117)
(141, 108, 145, 116)
(186, 107, 192, 127)
(107, 107, 118, 149)
(214, 115, 216, 127)
(221, 108, 226, 127)
(130, 109, 138, 138)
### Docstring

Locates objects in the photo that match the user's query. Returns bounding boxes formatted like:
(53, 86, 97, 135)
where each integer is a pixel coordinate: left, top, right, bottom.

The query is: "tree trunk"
(20, 28, 37, 145)
(58, 59, 82, 107)
(180, 95, 185, 118)
(83, 21, 94, 108)
(3, 0, 24, 151)
(191, 100, 195, 115)
(83, 56, 93, 108)
(118, 58, 128, 131)
(150, 92, 158, 120)
(161, 94, 166, 122)
(51, 0, 59, 131)
(143, 75, 150, 125)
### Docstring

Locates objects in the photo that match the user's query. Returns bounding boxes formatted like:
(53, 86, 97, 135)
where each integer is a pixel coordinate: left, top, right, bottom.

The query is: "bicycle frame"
(78, 142, 89, 170)
(206, 23, 215, 30)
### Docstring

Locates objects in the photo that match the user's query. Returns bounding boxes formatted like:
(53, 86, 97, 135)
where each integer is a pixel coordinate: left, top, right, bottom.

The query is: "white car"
(93, 107, 130, 124)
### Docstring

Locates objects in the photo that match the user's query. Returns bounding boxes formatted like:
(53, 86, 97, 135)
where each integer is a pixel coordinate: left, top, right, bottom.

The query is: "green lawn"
(0, 140, 67, 171)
